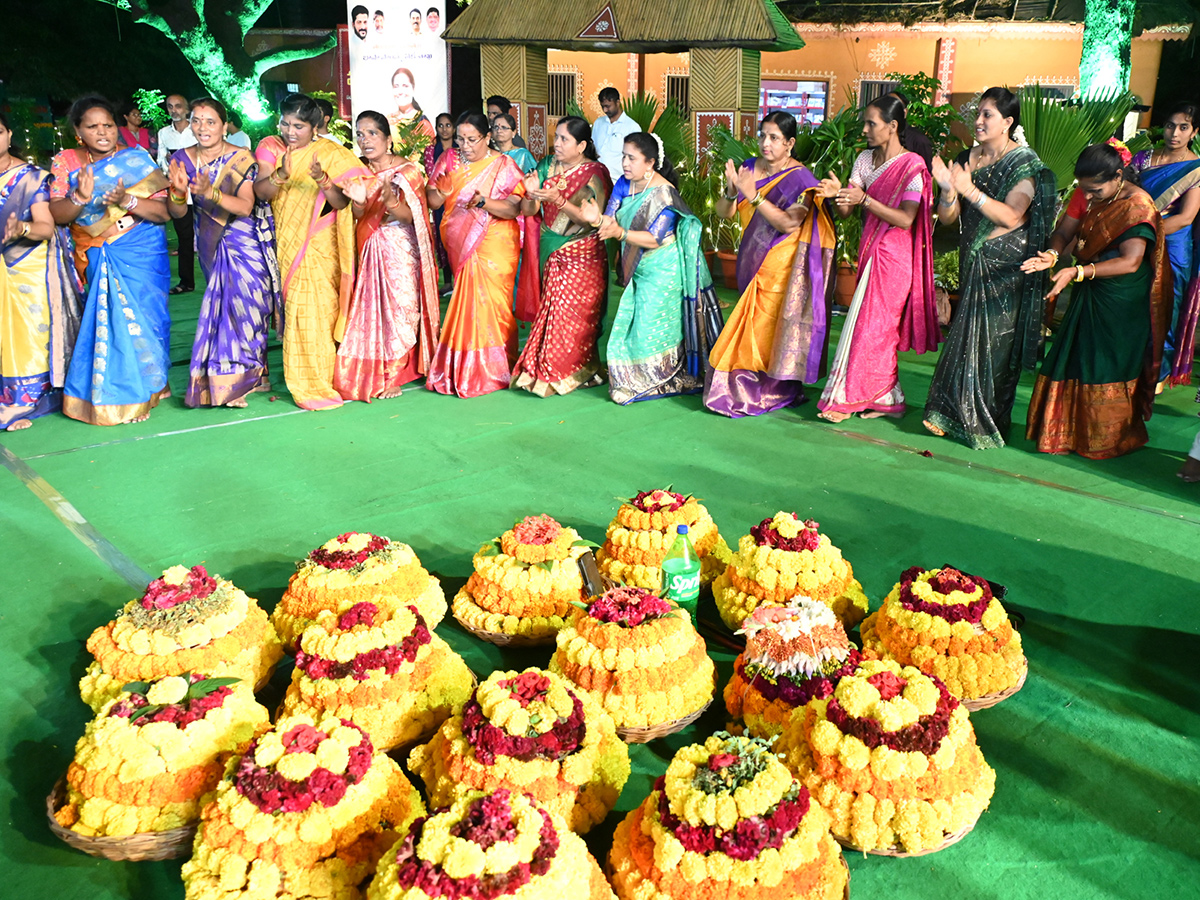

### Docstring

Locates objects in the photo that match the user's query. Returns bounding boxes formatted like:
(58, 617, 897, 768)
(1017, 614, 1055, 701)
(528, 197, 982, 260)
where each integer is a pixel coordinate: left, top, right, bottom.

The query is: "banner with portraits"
(345, 1, 448, 153)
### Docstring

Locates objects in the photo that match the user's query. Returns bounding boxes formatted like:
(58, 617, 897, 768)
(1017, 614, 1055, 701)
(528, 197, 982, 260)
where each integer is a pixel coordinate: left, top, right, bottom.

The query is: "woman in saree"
(923, 87, 1056, 448)
(335, 110, 439, 401)
(817, 95, 938, 422)
(704, 111, 837, 417)
(254, 92, 367, 411)
(491, 115, 537, 174)
(1023, 143, 1171, 459)
(169, 97, 280, 408)
(387, 67, 435, 162)
(116, 101, 154, 154)
(424, 111, 526, 397)
(1130, 102, 1200, 388)
(591, 131, 724, 404)
(423, 113, 455, 292)
(49, 96, 172, 426)
(511, 115, 611, 395)
(0, 113, 82, 429)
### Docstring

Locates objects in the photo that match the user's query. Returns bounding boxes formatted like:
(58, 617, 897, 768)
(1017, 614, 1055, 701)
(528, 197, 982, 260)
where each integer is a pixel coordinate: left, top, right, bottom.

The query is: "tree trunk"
(1079, 0, 1136, 95)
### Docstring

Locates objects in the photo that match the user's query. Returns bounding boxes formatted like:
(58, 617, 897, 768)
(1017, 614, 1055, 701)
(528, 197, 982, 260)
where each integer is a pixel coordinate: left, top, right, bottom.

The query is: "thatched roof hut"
(443, 0, 805, 53)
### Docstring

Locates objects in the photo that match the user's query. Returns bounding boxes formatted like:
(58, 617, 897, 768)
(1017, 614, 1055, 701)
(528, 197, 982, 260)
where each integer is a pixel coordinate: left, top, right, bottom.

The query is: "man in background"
(409, 9, 422, 34)
(426, 6, 441, 33)
(486, 96, 527, 149)
(373, 10, 385, 37)
(888, 90, 934, 171)
(351, 5, 369, 42)
(225, 111, 251, 148)
(591, 87, 638, 183)
(314, 98, 343, 145)
(157, 93, 196, 295)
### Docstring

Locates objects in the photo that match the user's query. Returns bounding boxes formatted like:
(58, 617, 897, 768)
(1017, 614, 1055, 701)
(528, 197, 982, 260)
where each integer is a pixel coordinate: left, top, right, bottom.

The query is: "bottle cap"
(677, 525, 688, 534)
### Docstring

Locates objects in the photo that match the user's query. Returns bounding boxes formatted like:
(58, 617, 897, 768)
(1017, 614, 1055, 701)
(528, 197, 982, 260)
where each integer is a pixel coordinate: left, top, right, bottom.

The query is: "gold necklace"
(552, 159, 585, 191)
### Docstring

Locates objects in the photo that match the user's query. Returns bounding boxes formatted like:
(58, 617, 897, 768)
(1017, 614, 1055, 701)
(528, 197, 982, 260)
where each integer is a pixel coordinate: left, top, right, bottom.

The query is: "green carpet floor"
(2, 263, 1198, 900)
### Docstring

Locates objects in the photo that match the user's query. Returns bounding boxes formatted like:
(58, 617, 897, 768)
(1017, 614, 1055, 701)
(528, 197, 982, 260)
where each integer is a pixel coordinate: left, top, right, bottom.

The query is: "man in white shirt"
(591, 88, 639, 183)
(157, 93, 197, 293)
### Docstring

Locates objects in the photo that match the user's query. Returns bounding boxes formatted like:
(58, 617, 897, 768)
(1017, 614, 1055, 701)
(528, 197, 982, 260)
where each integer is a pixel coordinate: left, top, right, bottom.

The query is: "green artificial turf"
(2, 259, 1198, 900)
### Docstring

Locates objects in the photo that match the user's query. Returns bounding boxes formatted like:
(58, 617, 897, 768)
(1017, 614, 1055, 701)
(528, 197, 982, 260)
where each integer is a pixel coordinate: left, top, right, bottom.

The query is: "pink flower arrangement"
(824, 676, 958, 755)
(308, 533, 391, 570)
(511, 515, 563, 545)
(139, 565, 217, 610)
(338, 601, 379, 629)
(897, 565, 992, 624)
(232, 719, 372, 814)
(586, 587, 672, 627)
(749, 514, 822, 552)
(737, 649, 862, 708)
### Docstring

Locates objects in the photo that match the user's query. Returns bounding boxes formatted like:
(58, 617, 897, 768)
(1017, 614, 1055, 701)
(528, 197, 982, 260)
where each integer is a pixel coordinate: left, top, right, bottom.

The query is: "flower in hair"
(1106, 137, 1133, 166)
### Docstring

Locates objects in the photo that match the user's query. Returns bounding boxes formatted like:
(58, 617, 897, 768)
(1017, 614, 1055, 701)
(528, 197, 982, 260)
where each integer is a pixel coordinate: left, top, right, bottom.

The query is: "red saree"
(512, 159, 612, 396)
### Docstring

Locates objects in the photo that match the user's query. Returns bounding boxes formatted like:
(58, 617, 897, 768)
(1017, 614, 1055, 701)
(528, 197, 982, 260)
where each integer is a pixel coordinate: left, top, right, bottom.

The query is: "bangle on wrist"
(1088, 263, 1097, 280)
(169, 190, 187, 205)
(1047, 249, 1059, 265)
(69, 191, 87, 207)
(1074, 265, 1085, 283)
(211, 187, 221, 204)
(862, 195, 872, 209)
(123, 194, 139, 211)
(20, 222, 31, 238)
(938, 194, 956, 207)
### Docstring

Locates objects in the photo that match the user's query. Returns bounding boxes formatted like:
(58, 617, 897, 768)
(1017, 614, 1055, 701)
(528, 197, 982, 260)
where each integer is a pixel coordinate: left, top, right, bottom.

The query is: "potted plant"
(933, 249, 960, 326)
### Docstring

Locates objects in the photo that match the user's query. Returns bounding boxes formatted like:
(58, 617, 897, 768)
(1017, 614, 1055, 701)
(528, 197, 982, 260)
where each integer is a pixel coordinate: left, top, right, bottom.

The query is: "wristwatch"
(475, 196, 487, 209)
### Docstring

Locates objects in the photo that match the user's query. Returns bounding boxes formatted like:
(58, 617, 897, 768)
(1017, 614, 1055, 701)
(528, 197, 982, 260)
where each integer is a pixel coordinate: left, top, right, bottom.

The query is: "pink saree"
(334, 161, 440, 401)
(818, 150, 937, 417)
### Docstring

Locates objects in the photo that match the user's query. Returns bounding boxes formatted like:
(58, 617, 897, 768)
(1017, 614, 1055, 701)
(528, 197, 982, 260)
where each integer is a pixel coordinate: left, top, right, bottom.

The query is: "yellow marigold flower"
(146, 675, 189, 706)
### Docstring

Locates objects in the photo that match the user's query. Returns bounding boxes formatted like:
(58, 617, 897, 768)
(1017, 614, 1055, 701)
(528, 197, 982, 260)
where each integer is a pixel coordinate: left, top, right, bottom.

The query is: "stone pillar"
(480, 44, 550, 157)
(690, 47, 761, 149)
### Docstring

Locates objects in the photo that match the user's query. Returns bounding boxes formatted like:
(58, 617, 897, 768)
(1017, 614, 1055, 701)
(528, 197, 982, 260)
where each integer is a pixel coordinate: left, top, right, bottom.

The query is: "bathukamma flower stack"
(55, 673, 269, 838)
(713, 514, 868, 632)
(609, 732, 848, 900)
(860, 566, 1026, 703)
(724, 601, 861, 741)
(273, 532, 447, 651)
(595, 488, 731, 589)
(451, 515, 591, 643)
(182, 712, 424, 900)
(549, 586, 714, 734)
(366, 789, 616, 900)
(777, 657, 995, 853)
(408, 667, 630, 834)
(280, 600, 474, 751)
(80, 565, 282, 713)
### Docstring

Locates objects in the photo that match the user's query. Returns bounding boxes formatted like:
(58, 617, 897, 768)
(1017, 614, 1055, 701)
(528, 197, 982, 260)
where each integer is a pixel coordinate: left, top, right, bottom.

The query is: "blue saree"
(54, 147, 172, 425)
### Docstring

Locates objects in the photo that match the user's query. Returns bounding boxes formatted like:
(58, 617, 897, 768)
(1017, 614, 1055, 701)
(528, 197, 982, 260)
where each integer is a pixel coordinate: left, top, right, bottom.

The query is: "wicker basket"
(840, 853, 851, 899)
(453, 613, 557, 648)
(962, 660, 1028, 712)
(616, 669, 719, 743)
(46, 775, 196, 861)
(836, 820, 976, 857)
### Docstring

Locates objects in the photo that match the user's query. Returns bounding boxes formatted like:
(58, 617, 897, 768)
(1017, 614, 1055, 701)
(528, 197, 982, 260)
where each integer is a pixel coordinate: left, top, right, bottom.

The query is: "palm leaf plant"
(1018, 85, 1136, 193)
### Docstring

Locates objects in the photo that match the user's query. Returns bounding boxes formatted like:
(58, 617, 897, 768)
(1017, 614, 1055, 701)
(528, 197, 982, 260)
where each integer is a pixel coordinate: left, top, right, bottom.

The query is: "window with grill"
(548, 72, 577, 117)
(859, 79, 900, 108)
(666, 75, 690, 112)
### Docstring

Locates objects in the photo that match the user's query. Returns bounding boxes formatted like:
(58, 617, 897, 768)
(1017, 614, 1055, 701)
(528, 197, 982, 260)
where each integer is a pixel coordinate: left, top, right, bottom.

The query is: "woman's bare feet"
(1178, 455, 1200, 483)
(818, 410, 850, 423)
(127, 413, 150, 424)
(227, 397, 248, 408)
(378, 388, 403, 399)
(5, 419, 32, 431)
(923, 419, 945, 437)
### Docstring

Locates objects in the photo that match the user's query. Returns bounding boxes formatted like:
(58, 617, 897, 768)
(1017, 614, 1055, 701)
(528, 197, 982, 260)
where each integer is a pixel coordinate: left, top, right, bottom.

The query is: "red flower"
(708, 753, 739, 771)
(897, 566, 993, 624)
(307, 533, 390, 570)
(500, 672, 551, 707)
(308, 767, 348, 807)
(867, 671, 907, 701)
(338, 602, 379, 630)
(749, 515, 822, 552)
(282, 723, 326, 754)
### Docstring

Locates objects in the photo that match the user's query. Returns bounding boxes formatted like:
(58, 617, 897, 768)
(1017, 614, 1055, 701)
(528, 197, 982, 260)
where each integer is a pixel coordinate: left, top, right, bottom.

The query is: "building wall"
(547, 27, 1177, 130)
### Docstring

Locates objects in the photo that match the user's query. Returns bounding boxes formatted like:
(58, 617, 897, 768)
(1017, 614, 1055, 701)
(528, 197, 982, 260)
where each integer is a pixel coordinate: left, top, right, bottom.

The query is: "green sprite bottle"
(660, 524, 701, 616)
